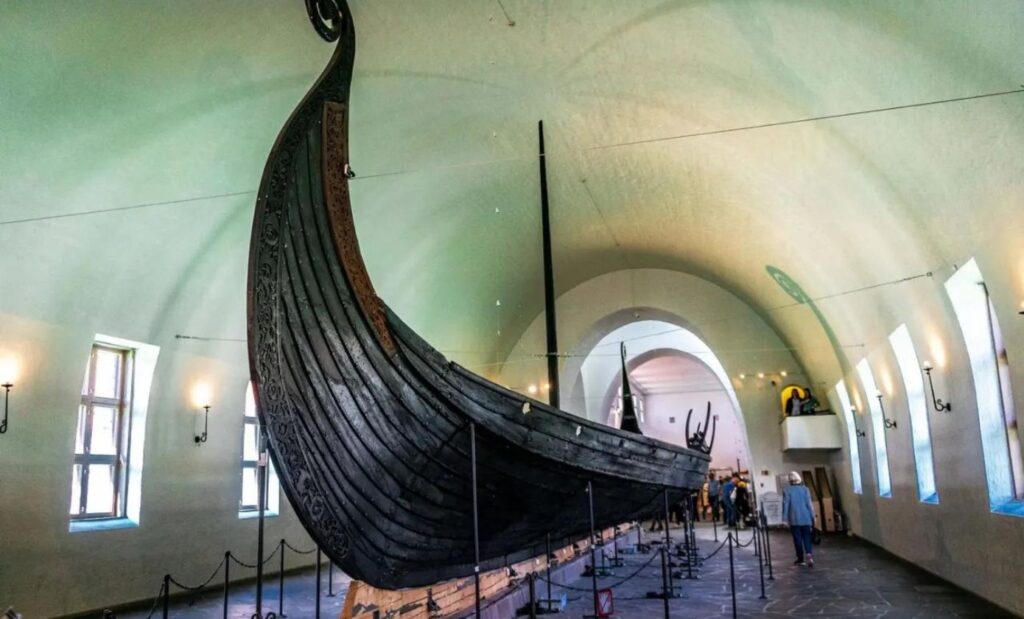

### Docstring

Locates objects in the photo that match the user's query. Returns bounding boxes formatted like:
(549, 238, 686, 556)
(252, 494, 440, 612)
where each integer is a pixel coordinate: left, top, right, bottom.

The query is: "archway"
(567, 317, 752, 472)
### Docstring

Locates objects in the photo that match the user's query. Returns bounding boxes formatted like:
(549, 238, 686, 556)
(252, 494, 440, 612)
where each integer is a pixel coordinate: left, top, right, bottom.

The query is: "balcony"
(781, 414, 843, 451)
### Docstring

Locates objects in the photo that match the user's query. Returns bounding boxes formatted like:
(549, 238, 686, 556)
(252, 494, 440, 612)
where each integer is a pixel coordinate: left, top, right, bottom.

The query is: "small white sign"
(761, 491, 784, 526)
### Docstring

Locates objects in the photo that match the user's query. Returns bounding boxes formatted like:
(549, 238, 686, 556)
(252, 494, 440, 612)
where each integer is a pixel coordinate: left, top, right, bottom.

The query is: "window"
(946, 259, 1023, 515)
(857, 359, 892, 498)
(71, 344, 134, 520)
(240, 383, 279, 517)
(833, 379, 863, 494)
(889, 325, 938, 504)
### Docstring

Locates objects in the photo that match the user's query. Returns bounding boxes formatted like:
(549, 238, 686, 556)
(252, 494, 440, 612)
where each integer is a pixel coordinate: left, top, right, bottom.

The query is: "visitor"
(734, 478, 751, 529)
(721, 474, 737, 528)
(785, 389, 804, 416)
(649, 508, 664, 532)
(708, 474, 722, 522)
(782, 471, 816, 567)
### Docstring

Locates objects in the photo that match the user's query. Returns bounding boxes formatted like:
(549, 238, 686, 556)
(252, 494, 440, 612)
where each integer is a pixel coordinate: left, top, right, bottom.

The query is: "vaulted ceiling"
(2, 1, 1022, 392)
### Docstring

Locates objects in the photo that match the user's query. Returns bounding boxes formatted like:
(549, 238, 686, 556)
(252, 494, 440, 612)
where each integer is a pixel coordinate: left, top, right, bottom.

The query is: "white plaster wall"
(0, 286, 316, 617)
(643, 390, 747, 471)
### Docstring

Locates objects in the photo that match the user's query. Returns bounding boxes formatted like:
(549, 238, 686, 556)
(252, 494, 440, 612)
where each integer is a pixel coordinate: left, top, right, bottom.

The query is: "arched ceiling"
(2, 1, 1022, 391)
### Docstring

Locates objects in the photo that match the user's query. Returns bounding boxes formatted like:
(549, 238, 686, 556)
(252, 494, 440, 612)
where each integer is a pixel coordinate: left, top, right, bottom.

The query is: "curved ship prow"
(247, 0, 710, 589)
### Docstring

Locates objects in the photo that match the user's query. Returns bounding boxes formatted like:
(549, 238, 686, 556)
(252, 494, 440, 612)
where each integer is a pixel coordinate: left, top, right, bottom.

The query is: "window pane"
(833, 380, 863, 494)
(857, 359, 892, 498)
(243, 423, 258, 461)
(90, 406, 119, 455)
(93, 349, 121, 399)
(245, 383, 257, 419)
(889, 325, 938, 504)
(75, 406, 88, 454)
(946, 259, 1023, 509)
(241, 467, 259, 508)
(86, 464, 115, 515)
(70, 464, 83, 515)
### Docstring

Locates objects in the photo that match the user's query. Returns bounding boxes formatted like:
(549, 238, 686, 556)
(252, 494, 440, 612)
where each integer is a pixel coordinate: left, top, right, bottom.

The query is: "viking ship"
(247, 0, 710, 589)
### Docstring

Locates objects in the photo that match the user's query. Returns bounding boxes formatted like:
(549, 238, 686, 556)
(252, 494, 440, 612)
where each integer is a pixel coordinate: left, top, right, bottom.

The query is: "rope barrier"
(167, 558, 226, 592)
(143, 582, 166, 619)
(144, 538, 320, 617)
(535, 548, 662, 593)
(283, 540, 318, 555)
(734, 531, 757, 548)
(700, 537, 730, 561)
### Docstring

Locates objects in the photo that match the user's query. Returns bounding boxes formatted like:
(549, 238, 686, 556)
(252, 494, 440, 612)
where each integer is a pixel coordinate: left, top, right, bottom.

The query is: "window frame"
(239, 383, 279, 517)
(833, 379, 863, 495)
(71, 344, 135, 521)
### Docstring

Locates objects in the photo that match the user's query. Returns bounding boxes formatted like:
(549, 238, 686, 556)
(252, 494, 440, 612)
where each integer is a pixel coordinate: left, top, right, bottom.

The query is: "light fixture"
(0, 357, 19, 435)
(738, 373, 746, 380)
(0, 382, 11, 435)
(852, 407, 866, 437)
(527, 384, 538, 395)
(757, 372, 765, 379)
(542, 382, 550, 391)
(921, 361, 952, 413)
(876, 392, 897, 430)
(780, 371, 788, 377)
(191, 382, 213, 445)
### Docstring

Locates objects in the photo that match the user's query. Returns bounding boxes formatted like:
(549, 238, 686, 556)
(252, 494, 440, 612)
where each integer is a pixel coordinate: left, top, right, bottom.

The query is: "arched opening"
(567, 318, 752, 472)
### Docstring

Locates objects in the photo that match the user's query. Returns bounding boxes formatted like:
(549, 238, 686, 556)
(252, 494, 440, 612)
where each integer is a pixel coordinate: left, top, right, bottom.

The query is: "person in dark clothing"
(734, 479, 751, 528)
(707, 474, 722, 522)
(722, 474, 738, 527)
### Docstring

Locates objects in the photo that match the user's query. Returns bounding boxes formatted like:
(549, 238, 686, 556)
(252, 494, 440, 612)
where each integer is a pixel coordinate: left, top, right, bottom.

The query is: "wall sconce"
(851, 408, 866, 437)
(876, 391, 898, 430)
(921, 361, 952, 413)
(0, 382, 12, 435)
(0, 357, 19, 435)
(191, 383, 213, 445)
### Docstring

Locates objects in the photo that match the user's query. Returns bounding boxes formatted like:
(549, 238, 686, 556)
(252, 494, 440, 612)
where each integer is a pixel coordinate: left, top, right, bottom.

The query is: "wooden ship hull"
(246, 0, 710, 589)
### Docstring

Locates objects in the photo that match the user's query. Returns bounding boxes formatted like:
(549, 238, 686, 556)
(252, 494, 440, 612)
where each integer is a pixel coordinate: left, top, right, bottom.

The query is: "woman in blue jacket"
(782, 471, 816, 566)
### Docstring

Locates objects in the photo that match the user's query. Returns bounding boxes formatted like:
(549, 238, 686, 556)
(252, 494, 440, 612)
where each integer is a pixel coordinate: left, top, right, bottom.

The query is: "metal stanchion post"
(470, 422, 482, 619)
(662, 489, 676, 603)
(713, 515, 718, 542)
(278, 539, 286, 617)
(545, 533, 552, 612)
(327, 562, 335, 597)
(315, 547, 322, 619)
(224, 551, 231, 619)
(660, 546, 670, 619)
(529, 572, 538, 619)
(728, 533, 737, 619)
(684, 502, 694, 580)
(162, 574, 170, 619)
(761, 509, 774, 581)
(586, 481, 599, 618)
(756, 522, 767, 599)
(255, 431, 268, 617)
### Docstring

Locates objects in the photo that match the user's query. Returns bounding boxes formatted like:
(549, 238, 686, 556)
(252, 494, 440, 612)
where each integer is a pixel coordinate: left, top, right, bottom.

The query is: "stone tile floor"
(552, 523, 1015, 618)
(115, 524, 1014, 618)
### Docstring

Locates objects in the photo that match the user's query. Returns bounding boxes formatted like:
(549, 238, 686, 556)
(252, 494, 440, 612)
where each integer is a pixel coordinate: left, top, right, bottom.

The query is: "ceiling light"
(757, 372, 765, 379)
(527, 384, 537, 395)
